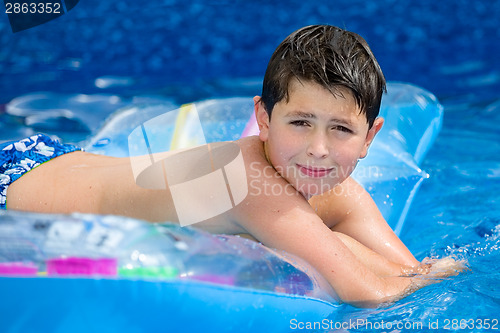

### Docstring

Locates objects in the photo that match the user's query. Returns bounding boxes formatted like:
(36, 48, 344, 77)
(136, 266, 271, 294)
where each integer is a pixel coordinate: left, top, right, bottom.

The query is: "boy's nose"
(306, 133, 329, 159)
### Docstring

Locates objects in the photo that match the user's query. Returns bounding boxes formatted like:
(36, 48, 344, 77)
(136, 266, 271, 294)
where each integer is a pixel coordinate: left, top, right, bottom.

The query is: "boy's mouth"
(296, 164, 334, 178)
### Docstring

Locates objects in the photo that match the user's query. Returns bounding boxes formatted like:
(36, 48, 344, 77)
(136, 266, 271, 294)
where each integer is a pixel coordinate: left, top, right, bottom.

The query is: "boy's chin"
(297, 182, 341, 199)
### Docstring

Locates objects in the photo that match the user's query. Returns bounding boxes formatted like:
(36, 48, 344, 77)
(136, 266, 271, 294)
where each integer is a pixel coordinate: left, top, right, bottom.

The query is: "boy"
(1, 25, 463, 306)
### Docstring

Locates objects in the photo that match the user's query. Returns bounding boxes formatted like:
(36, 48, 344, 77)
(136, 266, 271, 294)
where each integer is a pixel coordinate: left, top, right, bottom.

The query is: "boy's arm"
(233, 160, 415, 306)
(309, 176, 420, 267)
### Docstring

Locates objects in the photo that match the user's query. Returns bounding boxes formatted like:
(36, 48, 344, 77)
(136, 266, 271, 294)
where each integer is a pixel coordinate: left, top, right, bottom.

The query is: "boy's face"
(255, 79, 383, 198)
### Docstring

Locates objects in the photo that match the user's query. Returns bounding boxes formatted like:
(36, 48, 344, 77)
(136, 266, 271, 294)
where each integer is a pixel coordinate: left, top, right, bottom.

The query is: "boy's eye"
(290, 120, 310, 127)
(332, 125, 353, 133)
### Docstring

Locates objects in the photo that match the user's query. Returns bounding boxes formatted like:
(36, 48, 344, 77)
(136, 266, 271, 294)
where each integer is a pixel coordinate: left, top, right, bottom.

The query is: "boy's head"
(260, 25, 386, 128)
(254, 25, 386, 198)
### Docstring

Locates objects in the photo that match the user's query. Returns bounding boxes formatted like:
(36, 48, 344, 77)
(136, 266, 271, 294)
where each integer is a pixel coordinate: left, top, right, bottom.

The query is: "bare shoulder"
(232, 136, 320, 238)
(236, 135, 306, 205)
(308, 176, 379, 228)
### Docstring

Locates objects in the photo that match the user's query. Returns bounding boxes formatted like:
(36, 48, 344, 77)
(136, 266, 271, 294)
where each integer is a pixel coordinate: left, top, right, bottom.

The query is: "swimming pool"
(1, 1, 500, 332)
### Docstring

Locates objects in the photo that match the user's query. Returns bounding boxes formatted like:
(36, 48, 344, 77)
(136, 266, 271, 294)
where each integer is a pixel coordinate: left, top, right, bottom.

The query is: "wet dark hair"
(260, 25, 386, 127)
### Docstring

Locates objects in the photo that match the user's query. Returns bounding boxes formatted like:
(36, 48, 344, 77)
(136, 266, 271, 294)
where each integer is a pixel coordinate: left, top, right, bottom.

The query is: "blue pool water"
(1, 1, 500, 332)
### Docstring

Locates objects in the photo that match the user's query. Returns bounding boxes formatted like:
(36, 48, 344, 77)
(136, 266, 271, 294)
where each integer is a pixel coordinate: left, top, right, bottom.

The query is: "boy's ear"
(359, 117, 384, 159)
(253, 96, 270, 142)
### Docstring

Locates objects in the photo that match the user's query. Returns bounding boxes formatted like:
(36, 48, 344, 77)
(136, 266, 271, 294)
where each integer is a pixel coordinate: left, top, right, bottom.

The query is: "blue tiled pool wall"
(1, 0, 500, 105)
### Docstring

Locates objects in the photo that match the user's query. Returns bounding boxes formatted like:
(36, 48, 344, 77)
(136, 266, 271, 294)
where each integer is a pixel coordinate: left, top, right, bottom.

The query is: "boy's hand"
(400, 262, 431, 276)
(403, 257, 469, 295)
(401, 257, 467, 278)
(423, 257, 469, 278)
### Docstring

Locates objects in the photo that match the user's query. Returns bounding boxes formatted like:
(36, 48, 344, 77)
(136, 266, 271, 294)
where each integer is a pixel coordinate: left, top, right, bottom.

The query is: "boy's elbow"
(338, 291, 388, 308)
(337, 276, 414, 308)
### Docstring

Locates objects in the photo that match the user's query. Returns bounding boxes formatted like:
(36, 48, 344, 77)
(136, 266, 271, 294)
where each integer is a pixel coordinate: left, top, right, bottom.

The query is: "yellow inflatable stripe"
(170, 103, 194, 150)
